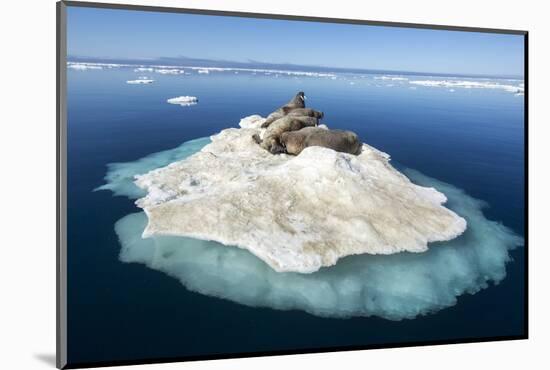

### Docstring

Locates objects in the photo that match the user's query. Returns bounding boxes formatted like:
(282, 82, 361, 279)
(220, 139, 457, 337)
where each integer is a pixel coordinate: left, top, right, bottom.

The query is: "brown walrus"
(253, 115, 319, 154)
(280, 127, 362, 156)
(261, 107, 324, 128)
(261, 92, 317, 128)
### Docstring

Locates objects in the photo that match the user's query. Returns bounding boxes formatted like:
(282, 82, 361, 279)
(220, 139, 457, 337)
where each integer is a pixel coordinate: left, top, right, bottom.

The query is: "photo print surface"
(60, 2, 527, 368)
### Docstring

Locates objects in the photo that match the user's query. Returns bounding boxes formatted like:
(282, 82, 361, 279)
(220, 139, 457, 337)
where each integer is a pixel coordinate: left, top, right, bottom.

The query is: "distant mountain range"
(68, 55, 523, 79)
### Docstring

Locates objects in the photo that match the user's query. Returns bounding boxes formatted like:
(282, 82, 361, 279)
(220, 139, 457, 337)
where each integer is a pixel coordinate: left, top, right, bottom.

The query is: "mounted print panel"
(57, 1, 527, 368)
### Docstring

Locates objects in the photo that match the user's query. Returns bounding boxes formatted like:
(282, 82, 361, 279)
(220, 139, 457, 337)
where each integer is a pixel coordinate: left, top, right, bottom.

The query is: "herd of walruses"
(252, 92, 362, 156)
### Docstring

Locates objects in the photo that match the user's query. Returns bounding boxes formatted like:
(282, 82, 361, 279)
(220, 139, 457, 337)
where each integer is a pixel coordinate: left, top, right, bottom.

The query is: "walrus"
(280, 127, 362, 156)
(253, 115, 319, 154)
(261, 92, 310, 128)
(261, 107, 324, 128)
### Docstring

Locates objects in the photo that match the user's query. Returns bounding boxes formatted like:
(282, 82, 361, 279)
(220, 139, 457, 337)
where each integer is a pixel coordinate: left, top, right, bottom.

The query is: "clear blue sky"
(67, 6, 525, 77)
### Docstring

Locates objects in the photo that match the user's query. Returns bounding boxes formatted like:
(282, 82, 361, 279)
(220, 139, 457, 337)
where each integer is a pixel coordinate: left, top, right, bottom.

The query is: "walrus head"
(287, 91, 306, 108)
(269, 142, 286, 155)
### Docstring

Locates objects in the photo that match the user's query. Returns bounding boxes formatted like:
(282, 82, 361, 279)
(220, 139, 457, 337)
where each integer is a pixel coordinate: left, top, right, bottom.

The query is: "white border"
(3, 1, 548, 369)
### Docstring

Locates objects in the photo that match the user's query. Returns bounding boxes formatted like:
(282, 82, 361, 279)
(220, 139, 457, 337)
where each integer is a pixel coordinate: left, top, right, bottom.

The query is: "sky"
(67, 6, 525, 77)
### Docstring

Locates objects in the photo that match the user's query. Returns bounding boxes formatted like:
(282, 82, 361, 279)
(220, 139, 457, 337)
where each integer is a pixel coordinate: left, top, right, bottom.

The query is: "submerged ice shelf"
(98, 130, 523, 320)
(130, 115, 467, 273)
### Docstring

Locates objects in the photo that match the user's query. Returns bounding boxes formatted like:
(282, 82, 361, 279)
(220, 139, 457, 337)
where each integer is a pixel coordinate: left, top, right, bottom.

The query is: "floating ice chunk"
(68, 63, 103, 70)
(375, 75, 408, 81)
(103, 63, 122, 68)
(155, 69, 184, 75)
(126, 79, 154, 84)
(65, 61, 332, 79)
(130, 116, 466, 273)
(409, 79, 524, 94)
(67, 62, 127, 70)
(166, 96, 198, 106)
(109, 138, 523, 320)
(134, 67, 154, 72)
(180, 66, 336, 78)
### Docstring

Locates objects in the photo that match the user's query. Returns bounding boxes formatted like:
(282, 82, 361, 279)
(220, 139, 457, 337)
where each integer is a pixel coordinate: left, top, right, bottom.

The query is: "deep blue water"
(66, 66, 525, 365)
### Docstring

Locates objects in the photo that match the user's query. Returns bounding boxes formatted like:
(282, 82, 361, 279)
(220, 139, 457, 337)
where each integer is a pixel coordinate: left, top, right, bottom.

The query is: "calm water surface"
(67, 67, 525, 364)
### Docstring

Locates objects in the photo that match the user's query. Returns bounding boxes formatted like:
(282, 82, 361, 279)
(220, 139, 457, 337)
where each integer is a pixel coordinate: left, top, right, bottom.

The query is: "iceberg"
(130, 115, 466, 273)
(99, 131, 523, 320)
(166, 96, 198, 106)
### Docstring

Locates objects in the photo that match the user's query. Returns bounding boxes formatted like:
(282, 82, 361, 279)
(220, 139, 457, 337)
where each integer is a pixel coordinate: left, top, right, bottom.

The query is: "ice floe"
(125, 115, 467, 273)
(134, 67, 154, 72)
(68, 62, 128, 70)
(183, 66, 336, 78)
(155, 69, 184, 75)
(67, 60, 524, 96)
(99, 130, 522, 320)
(409, 79, 524, 94)
(166, 96, 198, 106)
(68, 63, 103, 70)
(126, 78, 154, 84)
(375, 75, 408, 81)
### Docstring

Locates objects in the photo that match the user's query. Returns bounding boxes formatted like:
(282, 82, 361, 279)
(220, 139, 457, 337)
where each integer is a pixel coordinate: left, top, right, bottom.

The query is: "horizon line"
(67, 55, 525, 80)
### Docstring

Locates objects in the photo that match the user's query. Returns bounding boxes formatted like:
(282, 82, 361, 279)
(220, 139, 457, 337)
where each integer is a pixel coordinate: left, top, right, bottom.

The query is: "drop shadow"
(34, 353, 56, 367)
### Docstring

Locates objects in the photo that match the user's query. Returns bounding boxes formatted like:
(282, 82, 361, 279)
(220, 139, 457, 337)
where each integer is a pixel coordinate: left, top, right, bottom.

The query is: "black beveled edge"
(56, 1, 529, 369)
(523, 31, 529, 341)
(57, 1, 68, 369)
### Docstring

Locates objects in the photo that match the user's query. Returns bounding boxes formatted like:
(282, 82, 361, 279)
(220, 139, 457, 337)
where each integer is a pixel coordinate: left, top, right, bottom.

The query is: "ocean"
(66, 63, 525, 365)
